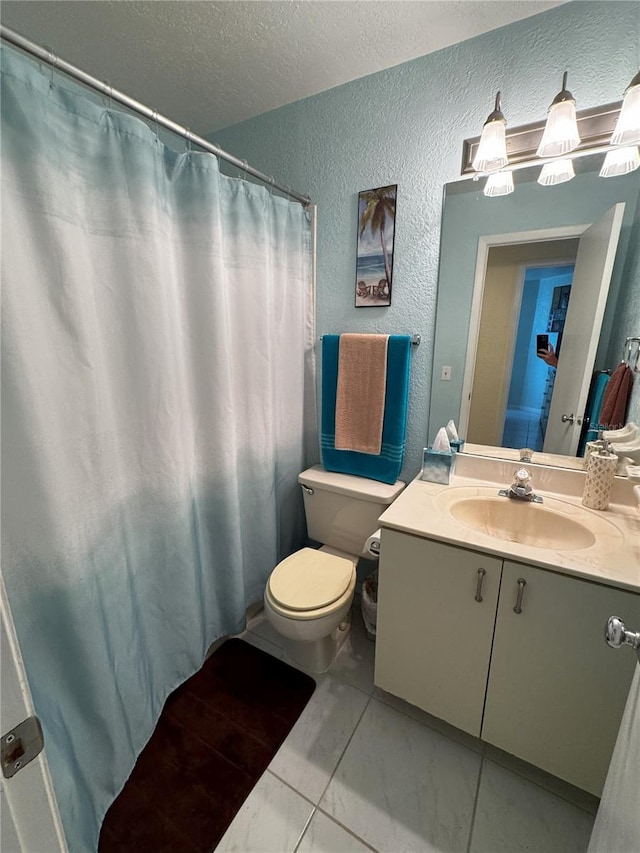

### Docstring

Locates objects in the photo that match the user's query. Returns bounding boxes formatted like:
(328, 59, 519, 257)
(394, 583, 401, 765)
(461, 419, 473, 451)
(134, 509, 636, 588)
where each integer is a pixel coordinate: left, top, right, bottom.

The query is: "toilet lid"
(269, 548, 354, 611)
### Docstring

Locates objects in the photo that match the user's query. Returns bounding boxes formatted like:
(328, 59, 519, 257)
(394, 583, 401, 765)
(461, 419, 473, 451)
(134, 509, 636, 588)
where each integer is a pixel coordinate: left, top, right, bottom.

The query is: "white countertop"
(378, 473, 640, 593)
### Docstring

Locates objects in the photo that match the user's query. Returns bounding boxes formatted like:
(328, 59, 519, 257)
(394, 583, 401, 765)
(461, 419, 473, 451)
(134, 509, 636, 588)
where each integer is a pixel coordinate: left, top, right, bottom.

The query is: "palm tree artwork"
(355, 184, 397, 307)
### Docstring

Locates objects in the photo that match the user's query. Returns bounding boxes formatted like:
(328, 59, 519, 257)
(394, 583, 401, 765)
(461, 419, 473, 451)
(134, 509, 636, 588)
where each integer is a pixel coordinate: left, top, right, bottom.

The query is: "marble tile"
(373, 686, 483, 754)
(296, 810, 374, 853)
(237, 627, 285, 661)
(321, 697, 481, 853)
(245, 600, 264, 622)
(329, 605, 376, 694)
(484, 744, 600, 815)
(215, 771, 313, 853)
(269, 676, 370, 803)
(469, 759, 595, 853)
(246, 610, 285, 648)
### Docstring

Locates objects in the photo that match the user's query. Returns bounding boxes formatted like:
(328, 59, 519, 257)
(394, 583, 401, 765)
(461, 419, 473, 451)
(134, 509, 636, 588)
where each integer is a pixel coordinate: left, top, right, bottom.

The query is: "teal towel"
(579, 371, 610, 455)
(589, 371, 611, 427)
(321, 334, 411, 484)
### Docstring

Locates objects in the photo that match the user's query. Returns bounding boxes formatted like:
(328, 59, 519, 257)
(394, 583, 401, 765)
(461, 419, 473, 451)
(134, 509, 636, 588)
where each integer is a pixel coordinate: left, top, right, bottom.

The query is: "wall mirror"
(428, 153, 640, 469)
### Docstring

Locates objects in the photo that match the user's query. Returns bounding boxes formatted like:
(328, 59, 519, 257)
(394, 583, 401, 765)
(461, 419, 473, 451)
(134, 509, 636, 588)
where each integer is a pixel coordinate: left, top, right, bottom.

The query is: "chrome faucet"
(499, 467, 543, 503)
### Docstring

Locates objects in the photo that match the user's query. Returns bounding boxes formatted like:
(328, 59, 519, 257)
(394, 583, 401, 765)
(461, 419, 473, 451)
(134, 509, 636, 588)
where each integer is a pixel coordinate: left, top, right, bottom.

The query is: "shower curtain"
(1, 45, 315, 852)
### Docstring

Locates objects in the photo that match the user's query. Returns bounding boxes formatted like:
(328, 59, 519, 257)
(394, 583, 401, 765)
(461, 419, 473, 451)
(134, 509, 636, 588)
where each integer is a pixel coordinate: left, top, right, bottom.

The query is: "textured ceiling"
(0, 1, 565, 134)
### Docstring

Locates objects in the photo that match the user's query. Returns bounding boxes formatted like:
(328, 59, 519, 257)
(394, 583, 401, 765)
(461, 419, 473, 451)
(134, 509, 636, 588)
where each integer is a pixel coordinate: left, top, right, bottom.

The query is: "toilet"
(264, 465, 405, 673)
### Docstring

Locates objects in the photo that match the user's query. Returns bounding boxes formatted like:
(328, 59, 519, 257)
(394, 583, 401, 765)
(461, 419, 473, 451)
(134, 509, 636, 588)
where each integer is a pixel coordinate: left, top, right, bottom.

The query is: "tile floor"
(216, 602, 598, 853)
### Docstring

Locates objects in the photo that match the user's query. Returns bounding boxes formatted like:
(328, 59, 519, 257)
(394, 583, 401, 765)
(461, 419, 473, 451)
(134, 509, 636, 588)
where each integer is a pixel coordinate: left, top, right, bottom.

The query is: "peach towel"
(335, 334, 389, 454)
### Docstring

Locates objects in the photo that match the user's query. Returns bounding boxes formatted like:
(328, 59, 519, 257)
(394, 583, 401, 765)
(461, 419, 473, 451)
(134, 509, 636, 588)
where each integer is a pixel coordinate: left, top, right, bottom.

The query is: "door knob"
(561, 413, 575, 424)
(605, 616, 640, 650)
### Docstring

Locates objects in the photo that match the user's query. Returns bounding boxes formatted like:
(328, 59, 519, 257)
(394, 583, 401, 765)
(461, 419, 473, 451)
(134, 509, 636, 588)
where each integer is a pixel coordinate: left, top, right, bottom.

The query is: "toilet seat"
(266, 548, 356, 621)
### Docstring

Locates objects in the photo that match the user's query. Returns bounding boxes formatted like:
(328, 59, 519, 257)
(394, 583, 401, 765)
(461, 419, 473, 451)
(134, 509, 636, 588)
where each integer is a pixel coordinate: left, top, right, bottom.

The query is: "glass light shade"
(484, 170, 514, 197)
(537, 158, 575, 186)
(611, 83, 640, 145)
(472, 119, 508, 173)
(599, 146, 640, 177)
(536, 100, 581, 158)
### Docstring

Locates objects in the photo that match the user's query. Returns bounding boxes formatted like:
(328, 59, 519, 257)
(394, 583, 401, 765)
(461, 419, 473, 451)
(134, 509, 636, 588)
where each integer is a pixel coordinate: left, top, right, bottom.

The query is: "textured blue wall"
(214, 2, 640, 480)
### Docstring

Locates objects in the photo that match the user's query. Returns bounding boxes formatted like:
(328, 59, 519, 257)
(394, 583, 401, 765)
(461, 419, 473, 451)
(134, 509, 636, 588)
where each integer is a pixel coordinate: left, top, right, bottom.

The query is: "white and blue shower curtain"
(1, 44, 315, 852)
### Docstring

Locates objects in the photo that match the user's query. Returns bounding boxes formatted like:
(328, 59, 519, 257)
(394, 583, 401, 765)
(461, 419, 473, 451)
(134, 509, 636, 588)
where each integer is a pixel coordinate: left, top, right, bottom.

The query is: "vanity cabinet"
(374, 529, 502, 736)
(482, 561, 638, 796)
(375, 532, 639, 795)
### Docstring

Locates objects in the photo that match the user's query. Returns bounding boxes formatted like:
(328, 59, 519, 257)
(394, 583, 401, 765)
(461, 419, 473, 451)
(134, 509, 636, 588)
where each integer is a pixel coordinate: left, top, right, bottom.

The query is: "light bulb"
(537, 159, 575, 186)
(611, 72, 640, 146)
(472, 92, 508, 173)
(600, 146, 640, 177)
(537, 72, 581, 159)
(484, 171, 514, 196)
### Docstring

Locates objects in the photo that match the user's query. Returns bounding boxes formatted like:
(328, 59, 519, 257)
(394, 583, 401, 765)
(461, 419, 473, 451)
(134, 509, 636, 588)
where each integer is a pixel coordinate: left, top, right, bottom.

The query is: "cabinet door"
(482, 561, 639, 795)
(375, 530, 502, 736)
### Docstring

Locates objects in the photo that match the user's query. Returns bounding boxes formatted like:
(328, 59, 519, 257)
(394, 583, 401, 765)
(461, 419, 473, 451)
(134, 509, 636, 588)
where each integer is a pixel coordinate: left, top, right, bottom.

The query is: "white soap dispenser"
(583, 430, 607, 469)
(582, 440, 618, 511)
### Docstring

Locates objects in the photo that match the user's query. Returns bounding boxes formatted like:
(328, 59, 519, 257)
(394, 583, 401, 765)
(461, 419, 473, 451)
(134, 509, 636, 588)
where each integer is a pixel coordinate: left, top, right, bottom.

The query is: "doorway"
(466, 240, 579, 448)
(461, 206, 625, 457)
(502, 265, 575, 451)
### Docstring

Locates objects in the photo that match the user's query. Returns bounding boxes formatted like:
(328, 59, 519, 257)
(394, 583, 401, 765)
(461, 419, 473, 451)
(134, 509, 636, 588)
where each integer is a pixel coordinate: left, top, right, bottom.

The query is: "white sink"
(447, 496, 594, 550)
(436, 487, 622, 552)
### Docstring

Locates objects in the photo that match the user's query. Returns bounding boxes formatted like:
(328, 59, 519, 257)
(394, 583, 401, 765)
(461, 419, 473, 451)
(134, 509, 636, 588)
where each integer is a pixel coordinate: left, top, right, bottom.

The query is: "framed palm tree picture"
(355, 184, 397, 307)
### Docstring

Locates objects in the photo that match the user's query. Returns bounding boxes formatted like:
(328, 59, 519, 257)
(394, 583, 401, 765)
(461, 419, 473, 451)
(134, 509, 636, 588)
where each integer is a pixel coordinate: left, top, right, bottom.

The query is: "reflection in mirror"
(467, 242, 578, 452)
(429, 154, 640, 469)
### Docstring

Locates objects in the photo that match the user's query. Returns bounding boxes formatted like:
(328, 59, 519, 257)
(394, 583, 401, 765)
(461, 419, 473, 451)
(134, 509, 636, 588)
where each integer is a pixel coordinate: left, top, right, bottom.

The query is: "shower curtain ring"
(153, 110, 159, 139)
(45, 47, 56, 88)
(185, 128, 192, 153)
(104, 80, 113, 110)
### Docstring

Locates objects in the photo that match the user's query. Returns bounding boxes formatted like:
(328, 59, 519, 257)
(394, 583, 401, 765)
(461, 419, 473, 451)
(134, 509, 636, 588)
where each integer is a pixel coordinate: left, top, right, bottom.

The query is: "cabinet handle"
(474, 568, 486, 602)
(513, 578, 527, 614)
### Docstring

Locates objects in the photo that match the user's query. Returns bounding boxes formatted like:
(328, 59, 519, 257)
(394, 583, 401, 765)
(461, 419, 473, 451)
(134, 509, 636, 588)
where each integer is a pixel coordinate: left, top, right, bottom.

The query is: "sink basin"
(447, 496, 595, 550)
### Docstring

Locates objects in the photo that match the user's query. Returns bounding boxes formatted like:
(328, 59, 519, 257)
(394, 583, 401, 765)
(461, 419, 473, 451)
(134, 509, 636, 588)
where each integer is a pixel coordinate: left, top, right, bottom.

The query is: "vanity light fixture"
(472, 92, 508, 173)
(537, 72, 581, 158)
(599, 146, 640, 177)
(465, 74, 634, 194)
(610, 71, 640, 145)
(483, 170, 514, 196)
(537, 158, 575, 186)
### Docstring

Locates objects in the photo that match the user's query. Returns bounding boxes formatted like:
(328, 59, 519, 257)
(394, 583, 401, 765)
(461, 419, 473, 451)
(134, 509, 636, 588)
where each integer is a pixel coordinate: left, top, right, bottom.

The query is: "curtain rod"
(0, 25, 312, 208)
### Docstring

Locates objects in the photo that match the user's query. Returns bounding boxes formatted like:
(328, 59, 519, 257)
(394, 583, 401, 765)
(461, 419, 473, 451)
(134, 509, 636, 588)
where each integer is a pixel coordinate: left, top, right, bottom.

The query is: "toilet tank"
(298, 466, 405, 556)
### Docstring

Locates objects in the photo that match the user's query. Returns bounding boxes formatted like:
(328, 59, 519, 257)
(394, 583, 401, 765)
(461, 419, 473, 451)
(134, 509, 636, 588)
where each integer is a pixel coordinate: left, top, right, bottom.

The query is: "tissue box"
(421, 447, 455, 485)
(449, 438, 465, 453)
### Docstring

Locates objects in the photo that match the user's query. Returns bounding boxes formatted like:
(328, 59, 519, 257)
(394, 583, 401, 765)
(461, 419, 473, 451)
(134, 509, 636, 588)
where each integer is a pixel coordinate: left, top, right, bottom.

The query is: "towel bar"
(320, 334, 420, 346)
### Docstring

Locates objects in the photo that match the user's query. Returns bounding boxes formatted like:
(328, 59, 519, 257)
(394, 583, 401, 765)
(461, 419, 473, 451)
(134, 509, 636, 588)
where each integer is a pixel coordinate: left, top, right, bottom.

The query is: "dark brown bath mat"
(99, 638, 316, 853)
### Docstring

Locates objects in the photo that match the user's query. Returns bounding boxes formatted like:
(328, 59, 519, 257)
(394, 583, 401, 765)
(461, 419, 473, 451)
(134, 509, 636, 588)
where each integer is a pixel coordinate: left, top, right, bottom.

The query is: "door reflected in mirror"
(467, 242, 577, 452)
(429, 154, 640, 468)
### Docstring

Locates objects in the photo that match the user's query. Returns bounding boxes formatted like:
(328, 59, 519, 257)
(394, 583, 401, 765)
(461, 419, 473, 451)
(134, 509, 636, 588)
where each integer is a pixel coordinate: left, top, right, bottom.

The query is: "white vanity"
(374, 455, 640, 797)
